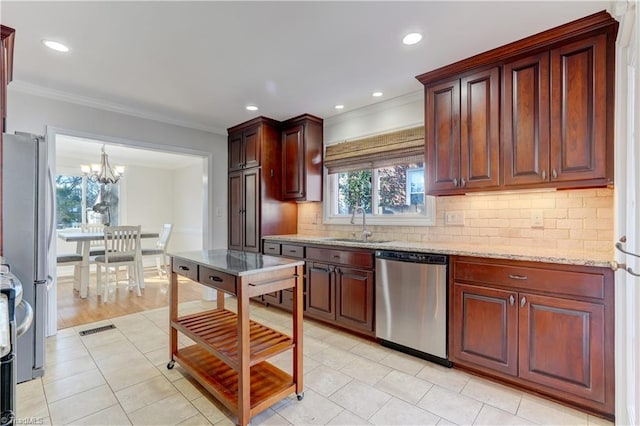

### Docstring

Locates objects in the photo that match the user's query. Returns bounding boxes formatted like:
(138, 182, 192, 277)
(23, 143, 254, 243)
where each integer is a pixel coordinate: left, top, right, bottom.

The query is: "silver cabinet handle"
(509, 295, 515, 306)
(520, 296, 527, 308)
(509, 274, 528, 280)
(16, 300, 34, 337)
(452, 178, 458, 187)
(461, 177, 466, 187)
(541, 170, 547, 180)
(552, 169, 558, 179)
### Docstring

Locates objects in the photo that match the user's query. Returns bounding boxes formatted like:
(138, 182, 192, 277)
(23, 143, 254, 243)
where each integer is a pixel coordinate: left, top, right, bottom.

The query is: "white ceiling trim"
(8, 79, 227, 135)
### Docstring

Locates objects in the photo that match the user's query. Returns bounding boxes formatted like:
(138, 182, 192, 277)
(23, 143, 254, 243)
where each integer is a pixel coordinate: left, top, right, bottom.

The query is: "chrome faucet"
(350, 205, 372, 241)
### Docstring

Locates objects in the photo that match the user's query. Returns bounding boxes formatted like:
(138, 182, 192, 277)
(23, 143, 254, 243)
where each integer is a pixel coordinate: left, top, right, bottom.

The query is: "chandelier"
(81, 145, 124, 184)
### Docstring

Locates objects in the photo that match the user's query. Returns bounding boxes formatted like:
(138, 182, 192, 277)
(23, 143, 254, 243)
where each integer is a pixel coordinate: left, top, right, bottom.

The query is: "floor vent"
(79, 324, 116, 336)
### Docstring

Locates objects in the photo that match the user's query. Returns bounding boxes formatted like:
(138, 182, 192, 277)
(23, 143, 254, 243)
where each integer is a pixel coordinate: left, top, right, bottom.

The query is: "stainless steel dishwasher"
(375, 250, 451, 367)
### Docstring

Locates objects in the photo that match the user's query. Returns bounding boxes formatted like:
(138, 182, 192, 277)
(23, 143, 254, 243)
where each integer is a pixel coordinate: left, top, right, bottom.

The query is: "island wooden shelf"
(168, 249, 304, 426)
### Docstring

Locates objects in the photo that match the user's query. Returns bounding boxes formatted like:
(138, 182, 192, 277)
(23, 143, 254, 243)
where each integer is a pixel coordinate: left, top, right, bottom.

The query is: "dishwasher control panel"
(376, 250, 447, 265)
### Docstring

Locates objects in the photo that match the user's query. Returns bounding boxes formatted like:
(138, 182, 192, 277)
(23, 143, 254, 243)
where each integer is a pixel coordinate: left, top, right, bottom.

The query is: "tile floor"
(18, 299, 614, 426)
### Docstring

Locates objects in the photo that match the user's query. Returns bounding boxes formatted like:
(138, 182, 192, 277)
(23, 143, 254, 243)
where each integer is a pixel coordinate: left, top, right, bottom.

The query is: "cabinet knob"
(541, 170, 547, 180)
(551, 169, 558, 179)
(509, 295, 515, 306)
(452, 178, 458, 187)
(521, 296, 527, 307)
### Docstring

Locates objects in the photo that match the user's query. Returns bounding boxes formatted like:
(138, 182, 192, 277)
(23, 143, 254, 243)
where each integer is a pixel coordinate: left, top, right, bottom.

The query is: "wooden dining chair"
(94, 225, 142, 302)
(141, 223, 173, 282)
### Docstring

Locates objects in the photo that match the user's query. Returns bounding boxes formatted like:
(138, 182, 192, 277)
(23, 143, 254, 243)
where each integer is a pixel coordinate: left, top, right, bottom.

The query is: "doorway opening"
(49, 129, 212, 331)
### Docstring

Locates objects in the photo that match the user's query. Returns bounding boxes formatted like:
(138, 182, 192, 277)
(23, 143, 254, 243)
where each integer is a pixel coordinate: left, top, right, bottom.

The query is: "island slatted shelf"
(168, 250, 304, 426)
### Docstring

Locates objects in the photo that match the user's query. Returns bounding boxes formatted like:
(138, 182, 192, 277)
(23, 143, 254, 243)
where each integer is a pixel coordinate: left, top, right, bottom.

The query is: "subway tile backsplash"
(296, 188, 613, 255)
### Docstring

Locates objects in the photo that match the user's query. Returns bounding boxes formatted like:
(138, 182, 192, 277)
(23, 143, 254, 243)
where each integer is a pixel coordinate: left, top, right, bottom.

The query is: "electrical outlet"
(531, 209, 544, 228)
(445, 211, 465, 226)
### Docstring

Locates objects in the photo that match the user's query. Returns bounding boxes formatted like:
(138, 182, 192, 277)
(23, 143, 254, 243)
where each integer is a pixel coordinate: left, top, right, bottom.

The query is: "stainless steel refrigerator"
(2, 132, 50, 382)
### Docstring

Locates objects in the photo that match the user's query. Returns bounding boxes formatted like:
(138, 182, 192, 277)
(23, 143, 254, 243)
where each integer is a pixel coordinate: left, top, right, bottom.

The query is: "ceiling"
(2, 1, 610, 135)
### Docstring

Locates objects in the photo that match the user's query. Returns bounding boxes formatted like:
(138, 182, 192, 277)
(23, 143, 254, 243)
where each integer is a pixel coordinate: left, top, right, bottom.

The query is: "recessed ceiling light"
(334, 105, 344, 110)
(246, 105, 258, 111)
(372, 92, 383, 97)
(402, 32, 423, 46)
(42, 39, 70, 52)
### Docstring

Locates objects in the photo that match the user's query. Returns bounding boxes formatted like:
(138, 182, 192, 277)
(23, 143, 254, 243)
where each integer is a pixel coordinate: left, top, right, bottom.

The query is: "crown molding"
(8, 80, 227, 135)
(324, 89, 423, 127)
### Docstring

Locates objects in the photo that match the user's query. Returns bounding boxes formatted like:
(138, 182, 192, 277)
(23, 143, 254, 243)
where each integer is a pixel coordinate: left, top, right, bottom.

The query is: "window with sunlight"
(55, 174, 120, 229)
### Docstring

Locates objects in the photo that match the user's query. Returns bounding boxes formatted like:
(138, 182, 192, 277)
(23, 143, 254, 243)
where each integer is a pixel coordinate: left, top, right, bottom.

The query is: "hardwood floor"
(56, 266, 203, 329)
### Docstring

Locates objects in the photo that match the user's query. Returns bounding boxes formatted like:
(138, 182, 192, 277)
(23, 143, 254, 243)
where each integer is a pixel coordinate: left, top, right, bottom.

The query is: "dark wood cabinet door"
(242, 168, 260, 253)
(335, 266, 374, 333)
(550, 34, 607, 183)
(452, 283, 518, 376)
(503, 53, 550, 186)
(263, 291, 282, 305)
(228, 132, 244, 171)
(228, 171, 243, 251)
(282, 124, 305, 200)
(425, 78, 460, 193)
(518, 293, 605, 404)
(306, 262, 335, 321)
(243, 126, 261, 169)
(460, 67, 500, 190)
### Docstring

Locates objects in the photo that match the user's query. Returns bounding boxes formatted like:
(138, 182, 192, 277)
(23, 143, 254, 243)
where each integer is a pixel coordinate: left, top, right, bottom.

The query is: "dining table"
(57, 230, 160, 298)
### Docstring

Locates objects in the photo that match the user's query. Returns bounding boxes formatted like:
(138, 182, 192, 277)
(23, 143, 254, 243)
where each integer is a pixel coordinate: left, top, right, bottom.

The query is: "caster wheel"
(167, 360, 175, 370)
(296, 392, 304, 401)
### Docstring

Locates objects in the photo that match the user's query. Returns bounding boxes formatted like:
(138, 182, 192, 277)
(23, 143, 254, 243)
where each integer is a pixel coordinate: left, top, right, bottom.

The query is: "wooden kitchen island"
(167, 249, 304, 426)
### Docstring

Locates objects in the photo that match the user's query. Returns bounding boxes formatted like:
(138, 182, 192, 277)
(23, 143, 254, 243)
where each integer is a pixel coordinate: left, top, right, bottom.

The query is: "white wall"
(6, 89, 228, 249)
(171, 161, 205, 253)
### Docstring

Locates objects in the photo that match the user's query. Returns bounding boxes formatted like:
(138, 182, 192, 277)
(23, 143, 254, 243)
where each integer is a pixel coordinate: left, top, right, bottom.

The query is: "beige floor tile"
(340, 355, 392, 386)
(304, 365, 353, 397)
(437, 419, 459, 426)
(349, 341, 393, 362)
(99, 358, 161, 391)
(276, 389, 343, 425)
(461, 378, 523, 414)
(329, 381, 391, 420)
(473, 405, 536, 426)
(303, 336, 331, 356)
(145, 346, 171, 366)
(369, 397, 440, 426)
(53, 327, 77, 339)
(268, 351, 320, 376)
(416, 362, 471, 393)
(42, 354, 97, 384)
(250, 408, 291, 426)
(177, 413, 213, 425)
(309, 346, 359, 370)
(588, 415, 614, 426)
(45, 339, 90, 365)
(43, 368, 105, 403)
(379, 351, 430, 376)
(517, 394, 589, 425)
(160, 362, 188, 382)
(48, 384, 117, 425)
(72, 404, 132, 425)
(303, 323, 334, 340)
(16, 378, 49, 420)
(128, 393, 199, 425)
(321, 331, 361, 351)
(88, 339, 142, 361)
(131, 330, 170, 354)
(326, 410, 371, 425)
(115, 375, 179, 413)
(80, 328, 128, 349)
(374, 370, 433, 405)
(417, 385, 483, 425)
(190, 395, 231, 424)
(45, 334, 82, 351)
(173, 376, 208, 401)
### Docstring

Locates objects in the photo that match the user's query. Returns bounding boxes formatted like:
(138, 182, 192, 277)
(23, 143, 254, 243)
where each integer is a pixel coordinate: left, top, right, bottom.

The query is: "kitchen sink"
(326, 238, 391, 244)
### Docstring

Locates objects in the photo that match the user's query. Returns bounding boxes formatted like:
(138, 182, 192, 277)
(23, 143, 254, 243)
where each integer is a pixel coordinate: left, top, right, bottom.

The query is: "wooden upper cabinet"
(426, 78, 460, 193)
(227, 121, 263, 171)
(460, 67, 500, 190)
(281, 114, 323, 202)
(503, 52, 550, 187)
(425, 67, 499, 195)
(418, 11, 618, 194)
(550, 34, 608, 184)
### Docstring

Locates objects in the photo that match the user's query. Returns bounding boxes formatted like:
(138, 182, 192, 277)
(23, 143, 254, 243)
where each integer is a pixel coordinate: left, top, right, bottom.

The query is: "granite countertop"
(169, 249, 304, 276)
(263, 235, 613, 268)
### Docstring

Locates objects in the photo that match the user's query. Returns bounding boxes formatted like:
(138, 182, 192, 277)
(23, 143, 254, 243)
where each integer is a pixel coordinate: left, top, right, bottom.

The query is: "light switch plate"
(531, 209, 544, 228)
(445, 211, 465, 226)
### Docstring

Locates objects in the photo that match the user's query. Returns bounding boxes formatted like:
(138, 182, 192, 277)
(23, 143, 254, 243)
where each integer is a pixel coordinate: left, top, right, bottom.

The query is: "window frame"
(323, 167, 436, 226)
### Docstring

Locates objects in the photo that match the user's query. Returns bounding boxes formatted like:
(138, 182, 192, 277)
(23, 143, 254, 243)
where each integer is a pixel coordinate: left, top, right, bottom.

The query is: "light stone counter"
(263, 235, 613, 268)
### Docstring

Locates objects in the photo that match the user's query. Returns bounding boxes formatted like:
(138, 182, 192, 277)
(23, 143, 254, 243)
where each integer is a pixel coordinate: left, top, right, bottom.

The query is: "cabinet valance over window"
(324, 126, 425, 174)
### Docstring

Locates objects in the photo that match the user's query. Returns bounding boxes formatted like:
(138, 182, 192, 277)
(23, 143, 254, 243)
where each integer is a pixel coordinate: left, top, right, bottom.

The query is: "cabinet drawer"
(263, 242, 281, 255)
(172, 258, 198, 280)
(199, 266, 237, 295)
(281, 244, 304, 259)
(306, 246, 374, 269)
(454, 259, 605, 300)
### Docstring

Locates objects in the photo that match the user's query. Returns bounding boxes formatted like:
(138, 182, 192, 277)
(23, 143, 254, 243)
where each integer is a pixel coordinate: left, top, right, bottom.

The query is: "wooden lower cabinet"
(450, 256, 614, 418)
(305, 262, 335, 321)
(335, 266, 374, 333)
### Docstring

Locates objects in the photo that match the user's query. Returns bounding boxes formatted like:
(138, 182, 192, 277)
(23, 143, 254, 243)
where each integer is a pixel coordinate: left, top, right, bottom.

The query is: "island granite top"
(169, 249, 304, 276)
(262, 235, 614, 269)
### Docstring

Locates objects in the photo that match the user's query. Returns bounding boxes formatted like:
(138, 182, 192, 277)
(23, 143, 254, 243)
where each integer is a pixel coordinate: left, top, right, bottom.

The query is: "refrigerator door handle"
(15, 300, 33, 338)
